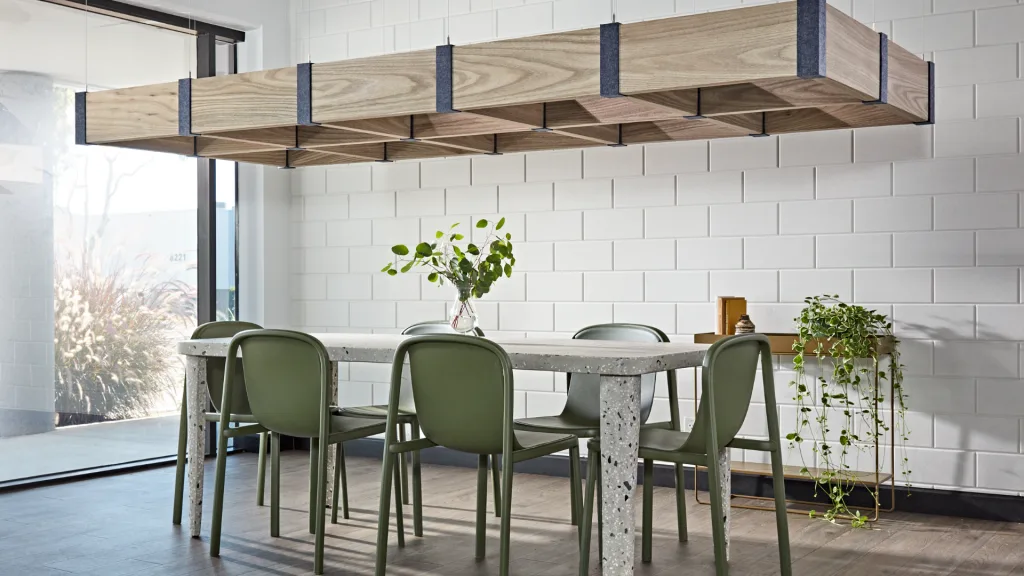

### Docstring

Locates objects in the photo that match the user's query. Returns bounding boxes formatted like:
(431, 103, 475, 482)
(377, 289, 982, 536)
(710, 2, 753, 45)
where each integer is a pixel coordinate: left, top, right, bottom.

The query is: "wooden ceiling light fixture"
(74, 0, 934, 167)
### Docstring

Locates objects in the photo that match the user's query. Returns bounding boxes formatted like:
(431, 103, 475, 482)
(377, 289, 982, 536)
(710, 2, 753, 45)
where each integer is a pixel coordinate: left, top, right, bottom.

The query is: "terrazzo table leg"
(185, 356, 207, 538)
(600, 374, 642, 576)
(324, 362, 339, 507)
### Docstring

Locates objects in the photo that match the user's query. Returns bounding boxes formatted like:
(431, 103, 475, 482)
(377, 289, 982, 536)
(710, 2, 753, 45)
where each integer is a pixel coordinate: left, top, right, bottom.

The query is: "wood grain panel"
(621, 118, 750, 144)
(471, 104, 545, 128)
(886, 39, 930, 122)
(99, 136, 195, 155)
(299, 126, 397, 148)
(214, 150, 288, 166)
(453, 28, 601, 111)
(620, 2, 797, 94)
(496, 131, 605, 153)
(196, 137, 285, 157)
(825, 5, 881, 101)
(545, 96, 691, 129)
(387, 141, 476, 160)
(321, 116, 412, 139)
(191, 68, 298, 133)
(290, 150, 363, 167)
(319, 143, 387, 161)
(764, 107, 849, 133)
(204, 126, 298, 147)
(312, 50, 436, 123)
(86, 82, 179, 143)
(700, 78, 866, 116)
(422, 135, 497, 154)
(553, 125, 621, 145)
(412, 112, 528, 139)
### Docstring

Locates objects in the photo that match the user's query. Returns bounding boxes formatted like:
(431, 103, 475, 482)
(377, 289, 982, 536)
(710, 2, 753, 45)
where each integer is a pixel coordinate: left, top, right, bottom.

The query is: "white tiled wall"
(289, 0, 1024, 494)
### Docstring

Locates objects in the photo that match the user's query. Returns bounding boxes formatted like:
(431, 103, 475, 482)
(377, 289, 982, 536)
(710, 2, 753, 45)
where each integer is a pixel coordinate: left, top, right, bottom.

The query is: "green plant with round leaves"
(788, 295, 909, 528)
(382, 218, 515, 300)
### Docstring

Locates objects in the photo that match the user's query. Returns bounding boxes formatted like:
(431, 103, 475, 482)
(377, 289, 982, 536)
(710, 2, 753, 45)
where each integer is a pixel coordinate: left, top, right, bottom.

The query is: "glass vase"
(449, 282, 479, 334)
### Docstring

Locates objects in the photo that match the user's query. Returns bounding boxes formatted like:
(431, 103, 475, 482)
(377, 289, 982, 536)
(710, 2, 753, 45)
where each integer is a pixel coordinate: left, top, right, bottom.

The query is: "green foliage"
(54, 262, 196, 426)
(382, 218, 515, 300)
(789, 295, 910, 528)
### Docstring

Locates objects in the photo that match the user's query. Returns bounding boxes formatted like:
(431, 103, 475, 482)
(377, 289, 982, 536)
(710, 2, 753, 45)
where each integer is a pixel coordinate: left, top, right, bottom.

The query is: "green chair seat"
(638, 428, 692, 454)
(513, 414, 599, 437)
(336, 404, 415, 421)
(327, 415, 388, 441)
(511, 430, 579, 462)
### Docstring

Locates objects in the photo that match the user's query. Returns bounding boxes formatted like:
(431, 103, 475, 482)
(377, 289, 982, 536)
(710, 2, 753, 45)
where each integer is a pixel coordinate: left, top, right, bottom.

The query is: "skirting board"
(339, 437, 1024, 524)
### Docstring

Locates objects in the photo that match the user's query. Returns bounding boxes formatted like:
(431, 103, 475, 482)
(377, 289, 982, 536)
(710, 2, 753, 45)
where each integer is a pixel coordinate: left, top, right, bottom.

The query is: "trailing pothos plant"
(788, 295, 910, 528)
(382, 218, 515, 299)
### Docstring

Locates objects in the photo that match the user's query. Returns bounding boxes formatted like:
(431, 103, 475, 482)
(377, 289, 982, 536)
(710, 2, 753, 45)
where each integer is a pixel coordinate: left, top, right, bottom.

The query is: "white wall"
(286, 0, 1024, 495)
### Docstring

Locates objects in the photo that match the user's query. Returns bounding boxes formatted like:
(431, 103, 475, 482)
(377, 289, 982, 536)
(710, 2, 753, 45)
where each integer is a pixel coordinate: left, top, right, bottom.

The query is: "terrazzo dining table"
(177, 333, 710, 576)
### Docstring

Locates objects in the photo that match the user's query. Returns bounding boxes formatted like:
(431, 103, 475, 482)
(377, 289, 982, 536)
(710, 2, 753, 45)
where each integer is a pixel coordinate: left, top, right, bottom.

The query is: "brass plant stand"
(691, 333, 897, 523)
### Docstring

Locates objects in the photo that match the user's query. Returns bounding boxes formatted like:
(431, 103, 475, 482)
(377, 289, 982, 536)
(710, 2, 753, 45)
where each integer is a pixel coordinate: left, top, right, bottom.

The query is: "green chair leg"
(394, 452, 406, 549)
(256, 432, 268, 507)
(642, 459, 654, 563)
(706, 452, 730, 576)
(399, 424, 410, 505)
(491, 454, 502, 518)
(340, 442, 350, 519)
(770, 447, 792, 576)
(570, 445, 583, 535)
(675, 463, 688, 542)
(271, 433, 281, 537)
(332, 443, 342, 524)
(209, 423, 232, 557)
(499, 452, 514, 576)
(569, 445, 580, 526)
(580, 449, 598, 576)
(374, 451, 397, 576)
(309, 439, 319, 535)
(597, 467, 603, 563)
(476, 454, 488, 559)
(313, 435, 329, 575)
(411, 422, 423, 537)
(172, 385, 187, 525)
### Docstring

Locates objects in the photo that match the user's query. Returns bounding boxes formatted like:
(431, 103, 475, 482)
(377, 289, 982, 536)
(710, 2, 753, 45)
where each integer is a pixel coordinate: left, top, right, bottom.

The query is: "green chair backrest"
(393, 335, 513, 455)
(226, 329, 332, 439)
(562, 324, 666, 424)
(193, 321, 263, 416)
(683, 333, 770, 454)
(392, 321, 485, 413)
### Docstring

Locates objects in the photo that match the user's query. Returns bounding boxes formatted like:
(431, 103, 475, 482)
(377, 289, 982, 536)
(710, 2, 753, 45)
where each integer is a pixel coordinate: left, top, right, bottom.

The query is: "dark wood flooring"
(1, 452, 1022, 575)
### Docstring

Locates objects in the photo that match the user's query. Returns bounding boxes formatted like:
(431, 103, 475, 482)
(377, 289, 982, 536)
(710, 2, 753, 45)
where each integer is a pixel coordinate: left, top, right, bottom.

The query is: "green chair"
(208, 329, 390, 575)
(514, 323, 686, 534)
(337, 321, 503, 533)
(579, 334, 792, 576)
(173, 321, 267, 526)
(374, 335, 583, 576)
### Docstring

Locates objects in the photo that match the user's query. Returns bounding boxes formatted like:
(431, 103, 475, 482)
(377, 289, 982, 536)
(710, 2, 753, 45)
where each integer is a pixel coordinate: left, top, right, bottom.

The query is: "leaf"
(427, 272, 438, 283)
(503, 264, 512, 277)
(496, 217, 505, 230)
(453, 233, 464, 241)
(450, 222, 460, 230)
(435, 230, 444, 239)
(381, 263, 393, 272)
(391, 245, 410, 256)
(466, 244, 480, 256)
(476, 219, 488, 228)
(400, 262, 414, 273)
(387, 269, 398, 276)
(415, 242, 432, 257)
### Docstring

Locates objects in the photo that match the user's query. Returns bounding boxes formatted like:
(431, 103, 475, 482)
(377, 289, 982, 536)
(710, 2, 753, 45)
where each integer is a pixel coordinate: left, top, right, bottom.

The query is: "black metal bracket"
(600, 22, 622, 98)
(297, 62, 320, 126)
(607, 124, 626, 147)
(178, 78, 196, 136)
(436, 44, 459, 113)
(532, 102, 553, 132)
(749, 112, 770, 137)
(863, 33, 889, 105)
(279, 150, 295, 170)
(487, 134, 502, 155)
(377, 142, 394, 163)
(287, 126, 304, 152)
(797, 0, 827, 79)
(685, 88, 706, 120)
(401, 115, 419, 142)
(75, 92, 88, 145)
(914, 61, 936, 126)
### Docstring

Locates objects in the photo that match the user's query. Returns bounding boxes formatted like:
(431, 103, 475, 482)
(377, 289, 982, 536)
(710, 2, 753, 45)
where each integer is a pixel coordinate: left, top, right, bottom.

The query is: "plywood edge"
(85, 82, 180, 143)
(825, 4, 881, 101)
(96, 136, 195, 156)
(191, 67, 299, 134)
(453, 28, 601, 111)
(619, 2, 798, 94)
(312, 50, 437, 124)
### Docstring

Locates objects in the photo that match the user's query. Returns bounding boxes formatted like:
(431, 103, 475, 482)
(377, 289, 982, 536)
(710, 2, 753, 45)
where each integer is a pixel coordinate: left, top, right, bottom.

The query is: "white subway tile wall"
(289, 0, 1024, 493)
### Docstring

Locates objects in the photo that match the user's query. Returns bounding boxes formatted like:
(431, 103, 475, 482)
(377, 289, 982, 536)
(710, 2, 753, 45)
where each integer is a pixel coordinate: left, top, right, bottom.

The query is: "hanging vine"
(788, 295, 910, 527)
